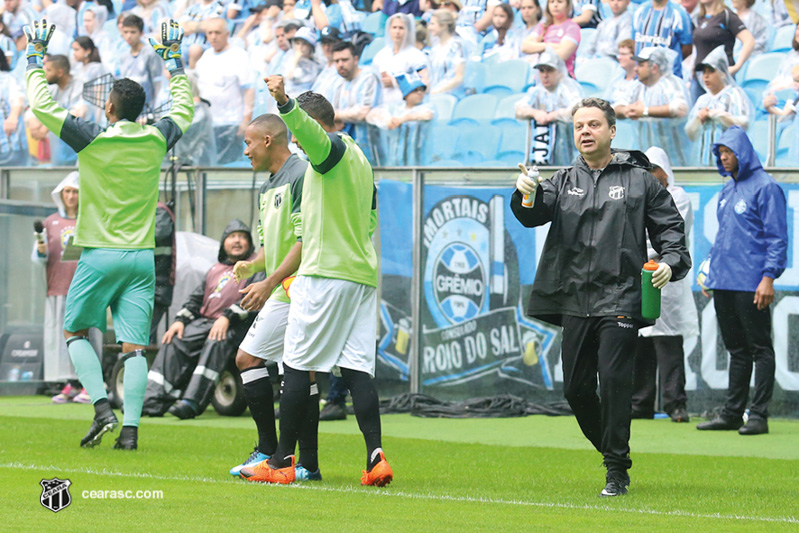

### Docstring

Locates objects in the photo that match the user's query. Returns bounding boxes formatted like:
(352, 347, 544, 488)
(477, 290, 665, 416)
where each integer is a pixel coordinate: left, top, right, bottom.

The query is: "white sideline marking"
(2, 461, 797, 524)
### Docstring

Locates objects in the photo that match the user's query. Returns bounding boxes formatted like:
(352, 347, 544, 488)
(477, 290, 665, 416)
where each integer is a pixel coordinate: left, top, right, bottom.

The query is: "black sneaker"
(739, 417, 768, 435)
(80, 412, 119, 448)
(319, 402, 347, 421)
(600, 471, 630, 497)
(696, 415, 742, 431)
(168, 400, 197, 420)
(670, 406, 690, 423)
(113, 426, 138, 450)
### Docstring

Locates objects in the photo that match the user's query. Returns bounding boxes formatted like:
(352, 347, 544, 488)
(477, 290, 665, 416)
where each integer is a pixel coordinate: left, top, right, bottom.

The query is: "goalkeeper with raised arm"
(24, 19, 194, 450)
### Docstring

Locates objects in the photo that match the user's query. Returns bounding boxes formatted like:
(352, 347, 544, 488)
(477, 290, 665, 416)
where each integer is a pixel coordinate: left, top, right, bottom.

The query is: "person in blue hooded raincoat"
(696, 125, 788, 436)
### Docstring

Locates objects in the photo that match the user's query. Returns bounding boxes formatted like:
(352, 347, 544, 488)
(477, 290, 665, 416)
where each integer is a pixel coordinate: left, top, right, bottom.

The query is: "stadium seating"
(430, 93, 458, 122)
(429, 124, 461, 162)
(576, 28, 597, 58)
(743, 53, 785, 83)
(452, 124, 501, 163)
(741, 79, 769, 108)
(497, 121, 528, 155)
(362, 11, 387, 37)
(463, 61, 487, 94)
(575, 57, 619, 92)
(450, 94, 498, 125)
(579, 81, 602, 97)
(613, 120, 636, 151)
(483, 60, 530, 95)
(359, 37, 384, 66)
(749, 119, 771, 162)
(493, 92, 527, 121)
(771, 24, 795, 53)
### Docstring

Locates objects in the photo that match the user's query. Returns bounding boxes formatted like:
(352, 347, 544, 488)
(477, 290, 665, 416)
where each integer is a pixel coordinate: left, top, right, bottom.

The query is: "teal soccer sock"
(122, 351, 148, 427)
(66, 337, 107, 403)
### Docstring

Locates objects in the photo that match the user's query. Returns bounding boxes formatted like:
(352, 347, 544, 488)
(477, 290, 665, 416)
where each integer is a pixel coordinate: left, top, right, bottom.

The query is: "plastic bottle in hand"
(519, 164, 540, 208)
(641, 260, 661, 320)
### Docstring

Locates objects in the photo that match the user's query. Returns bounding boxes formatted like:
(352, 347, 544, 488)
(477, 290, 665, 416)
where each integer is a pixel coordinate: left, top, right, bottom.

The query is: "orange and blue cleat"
(360, 451, 393, 487)
(240, 455, 296, 484)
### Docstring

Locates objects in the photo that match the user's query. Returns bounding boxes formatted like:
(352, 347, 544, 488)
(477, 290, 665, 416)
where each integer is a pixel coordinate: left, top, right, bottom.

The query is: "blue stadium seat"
(359, 37, 384, 66)
(575, 57, 619, 92)
(749, 120, 770, 162)
(430, 94, 458, 122)
(429, 123, 461, 162)
(743, 53, 785, 82)
(741, 79, 769, 109)
(579, 81, 601, 97)
(450, 94, 498, 125)
(463, 61, 487, 95)
(613, 120, 636, 151)
(577, 28, 597, 57)
(362, 11, 387, 37)
(493, 92, 527, 121)
(453, 124, 500, 163)
(497, 121, 528, 155)
(483, 60, 530, 95)
(771, 24, 795, 52)
(483, 85, 514, 98)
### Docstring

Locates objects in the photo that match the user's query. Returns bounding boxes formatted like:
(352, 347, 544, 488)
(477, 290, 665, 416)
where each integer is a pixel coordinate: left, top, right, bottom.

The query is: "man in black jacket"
(511, 97, 691, 497)
(142, 220, 264, 419)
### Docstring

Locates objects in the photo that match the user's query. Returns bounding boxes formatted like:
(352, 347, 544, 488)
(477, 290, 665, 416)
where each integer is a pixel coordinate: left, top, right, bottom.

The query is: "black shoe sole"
(81, 420, 118, 448)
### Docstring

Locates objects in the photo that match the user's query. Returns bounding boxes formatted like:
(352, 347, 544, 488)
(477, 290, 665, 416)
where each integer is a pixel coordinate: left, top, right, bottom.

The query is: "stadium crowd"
(1, 0, 798, 168)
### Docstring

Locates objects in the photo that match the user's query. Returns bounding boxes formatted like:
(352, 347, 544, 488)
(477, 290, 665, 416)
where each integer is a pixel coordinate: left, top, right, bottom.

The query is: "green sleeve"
(26, 67, 103, 152)
(166, 74, 194, 134)
(25, 68, 69, 138)
(278, 98, 345, 174)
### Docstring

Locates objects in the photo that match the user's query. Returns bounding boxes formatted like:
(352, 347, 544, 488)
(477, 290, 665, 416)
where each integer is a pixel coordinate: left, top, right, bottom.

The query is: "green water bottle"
(641, 260, 661, 320)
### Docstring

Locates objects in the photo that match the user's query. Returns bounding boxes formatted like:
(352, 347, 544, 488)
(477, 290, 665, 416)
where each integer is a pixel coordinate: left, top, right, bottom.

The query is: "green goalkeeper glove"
(23, 19, 55, 68)
(149, 19, 185, 75)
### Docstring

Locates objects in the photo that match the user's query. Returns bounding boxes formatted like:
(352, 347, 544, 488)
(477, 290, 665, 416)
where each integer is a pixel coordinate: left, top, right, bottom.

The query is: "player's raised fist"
(266, 75, 288, 106)
(23, 19, 55, 67)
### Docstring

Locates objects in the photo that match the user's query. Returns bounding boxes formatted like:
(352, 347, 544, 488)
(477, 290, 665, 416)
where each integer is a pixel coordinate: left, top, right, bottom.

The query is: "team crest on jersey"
(40, 478, 72, 513)
(608, 186, 624, 200)
(213, 273, 233, 294)
(274, 192, 283, 209)
(734, 199, 747, 214)
(60, 226, 74, 249)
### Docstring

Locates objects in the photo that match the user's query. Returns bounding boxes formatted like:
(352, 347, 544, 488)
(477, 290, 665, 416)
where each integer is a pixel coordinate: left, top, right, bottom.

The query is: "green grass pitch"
(2, 396, 798, 532)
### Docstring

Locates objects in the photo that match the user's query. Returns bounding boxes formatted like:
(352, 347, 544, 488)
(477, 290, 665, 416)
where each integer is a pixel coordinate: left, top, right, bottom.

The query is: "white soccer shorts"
(238, 299, 290, 363)
(283, 276, 378, 376)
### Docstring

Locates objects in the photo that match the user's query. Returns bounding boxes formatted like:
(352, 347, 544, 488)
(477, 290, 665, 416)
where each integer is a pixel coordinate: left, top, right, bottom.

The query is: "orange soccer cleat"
(240, 455, 296, 484)
(360, 451, 393, 487)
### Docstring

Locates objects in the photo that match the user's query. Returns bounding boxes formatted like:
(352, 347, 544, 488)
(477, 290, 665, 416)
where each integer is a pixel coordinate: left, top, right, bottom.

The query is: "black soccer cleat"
(696, 415, 743, 431)
(168, 400, 197, 420)
(600, 471, 630, 498)
(113, 426, 138, 450)
(80, 412, 119, 448)
(319, 402, 347, 421)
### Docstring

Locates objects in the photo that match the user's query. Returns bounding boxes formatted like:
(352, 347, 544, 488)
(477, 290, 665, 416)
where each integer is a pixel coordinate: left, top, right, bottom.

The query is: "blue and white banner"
(377, 179, 799, 410)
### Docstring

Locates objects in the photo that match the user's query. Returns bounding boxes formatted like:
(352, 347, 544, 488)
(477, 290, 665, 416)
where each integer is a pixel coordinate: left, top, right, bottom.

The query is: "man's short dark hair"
(110, 78, 146, 122)
(571, 97, 616, 129)
(47, 54, 70, 74)
(332, 40, 357, 57)
(297, 91, 336, 130)
(121, 14, 144, 32)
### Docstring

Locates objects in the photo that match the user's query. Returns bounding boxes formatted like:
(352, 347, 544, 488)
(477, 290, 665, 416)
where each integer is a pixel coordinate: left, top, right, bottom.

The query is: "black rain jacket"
(510, 150, 691, 326)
